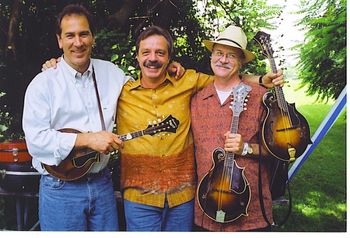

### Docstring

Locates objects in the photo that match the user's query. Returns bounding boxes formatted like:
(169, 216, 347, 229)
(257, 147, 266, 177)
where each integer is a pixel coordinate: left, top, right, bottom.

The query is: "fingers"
(262, 70, 284, 88)
(167, 61, 185, 80)
(105, 134, 123, 154)
(175, 65, 185, 79)
(167, 61, 178, 76)
(41, 58, 60, 71)
(109, 136, 123, 152)
(86, 131, 123, 154)
(224, 133, 243, 154)
(272, 70, 284, 87)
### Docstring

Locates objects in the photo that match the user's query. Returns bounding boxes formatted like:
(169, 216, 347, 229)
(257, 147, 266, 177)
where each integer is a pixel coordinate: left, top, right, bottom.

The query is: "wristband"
(259, 75, 268, 89)
(241, 142, 253, 156)
(241, 142, 249, 156)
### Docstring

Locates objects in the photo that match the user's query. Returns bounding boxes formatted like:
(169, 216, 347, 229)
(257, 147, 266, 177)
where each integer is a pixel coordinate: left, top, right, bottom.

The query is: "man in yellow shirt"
(117, 25, 283, 231)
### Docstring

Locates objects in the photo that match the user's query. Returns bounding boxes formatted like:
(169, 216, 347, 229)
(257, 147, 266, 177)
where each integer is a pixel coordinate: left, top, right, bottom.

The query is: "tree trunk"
(6, 0, 21, 61)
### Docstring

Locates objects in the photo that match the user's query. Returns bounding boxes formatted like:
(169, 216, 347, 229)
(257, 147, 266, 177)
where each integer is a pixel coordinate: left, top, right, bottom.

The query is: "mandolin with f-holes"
(197, 84, 252, 223)
(254, 31, 312, 162)
(43, 115, 180, 181)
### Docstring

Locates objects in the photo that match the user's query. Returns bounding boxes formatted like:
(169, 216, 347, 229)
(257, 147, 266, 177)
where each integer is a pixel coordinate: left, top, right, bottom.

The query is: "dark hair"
(56, 4, 95, 36)
(136, 25, 174, 57)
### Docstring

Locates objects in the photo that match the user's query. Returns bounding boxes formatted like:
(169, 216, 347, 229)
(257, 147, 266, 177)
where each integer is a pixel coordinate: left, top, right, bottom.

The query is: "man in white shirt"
(22, 4, 126, 231)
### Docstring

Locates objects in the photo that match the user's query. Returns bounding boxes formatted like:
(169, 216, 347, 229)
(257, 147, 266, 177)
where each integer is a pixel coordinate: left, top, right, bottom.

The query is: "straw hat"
(203, 25, 255, 64)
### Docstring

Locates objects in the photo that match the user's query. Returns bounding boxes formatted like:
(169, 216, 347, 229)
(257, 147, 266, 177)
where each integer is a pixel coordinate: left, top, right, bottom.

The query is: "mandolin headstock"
(230, 84, 252, 117)
(254, 31, 274, 59)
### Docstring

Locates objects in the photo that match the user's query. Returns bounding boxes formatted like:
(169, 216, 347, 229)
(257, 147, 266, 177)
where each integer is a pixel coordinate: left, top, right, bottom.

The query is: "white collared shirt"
(23, 58, 128, 174)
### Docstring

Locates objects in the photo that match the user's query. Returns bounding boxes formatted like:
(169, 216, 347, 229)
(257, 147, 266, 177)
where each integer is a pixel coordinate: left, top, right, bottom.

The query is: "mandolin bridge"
(288, 147, 296, 161)
(216, 210, 226, 223)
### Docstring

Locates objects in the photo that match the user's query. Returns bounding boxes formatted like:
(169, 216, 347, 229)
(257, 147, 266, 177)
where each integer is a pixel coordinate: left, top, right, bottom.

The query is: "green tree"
(0, 0, 282, 139)
(172, 0, 283, 75)
(296, 0, 346, 101)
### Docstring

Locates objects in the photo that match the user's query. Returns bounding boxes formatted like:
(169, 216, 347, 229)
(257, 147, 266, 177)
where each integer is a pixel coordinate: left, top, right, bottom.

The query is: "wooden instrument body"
(197, 148, 251, 223)
(262, 91, 312, 161)
(43, 128, 98, 181)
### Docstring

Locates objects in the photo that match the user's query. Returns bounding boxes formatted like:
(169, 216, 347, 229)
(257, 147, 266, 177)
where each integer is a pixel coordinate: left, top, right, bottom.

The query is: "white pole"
(288, 86, 347, 180)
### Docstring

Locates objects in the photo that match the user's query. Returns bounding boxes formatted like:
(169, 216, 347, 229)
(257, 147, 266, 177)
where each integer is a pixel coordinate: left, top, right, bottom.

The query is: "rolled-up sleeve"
(23, 74, 76, 166)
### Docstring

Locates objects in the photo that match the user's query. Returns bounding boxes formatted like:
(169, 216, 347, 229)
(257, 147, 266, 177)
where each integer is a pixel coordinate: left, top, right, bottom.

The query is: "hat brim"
(203, 39, 255, 64)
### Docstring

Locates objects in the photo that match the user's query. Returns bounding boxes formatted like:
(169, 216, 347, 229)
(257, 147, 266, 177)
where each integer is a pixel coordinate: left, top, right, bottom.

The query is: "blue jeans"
(39, 169, 119, 231)
(123, 198, 194, 231)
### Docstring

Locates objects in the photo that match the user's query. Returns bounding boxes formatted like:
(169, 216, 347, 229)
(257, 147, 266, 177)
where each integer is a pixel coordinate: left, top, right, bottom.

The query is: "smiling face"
(137, 34, 170, 84)
(56, 14, 94, 73)
(210, 44, 244, 81)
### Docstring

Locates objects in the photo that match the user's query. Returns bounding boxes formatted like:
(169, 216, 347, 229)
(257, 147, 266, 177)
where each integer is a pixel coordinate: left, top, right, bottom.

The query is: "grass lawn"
(272, 80, 347, 232)
(0, 80, 346, 231)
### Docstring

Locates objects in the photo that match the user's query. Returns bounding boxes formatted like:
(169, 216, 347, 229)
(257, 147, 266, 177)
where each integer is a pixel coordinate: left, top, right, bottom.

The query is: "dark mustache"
(215, 63, 232, 69)
(144, 60, 163, 68)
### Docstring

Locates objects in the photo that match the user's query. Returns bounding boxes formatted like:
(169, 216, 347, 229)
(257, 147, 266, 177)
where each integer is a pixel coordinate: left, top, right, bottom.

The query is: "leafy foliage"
(0, 0, 281, 139)
(296, 0, 346, 100)
(193, 0, 283, 75)
(0, 92, 13, 142)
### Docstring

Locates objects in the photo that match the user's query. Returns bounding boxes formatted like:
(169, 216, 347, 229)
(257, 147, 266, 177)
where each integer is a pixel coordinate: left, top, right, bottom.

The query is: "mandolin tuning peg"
(157, 118, 161, 123)
(244, 107, 247, 111)
(148, 120, 152, 125)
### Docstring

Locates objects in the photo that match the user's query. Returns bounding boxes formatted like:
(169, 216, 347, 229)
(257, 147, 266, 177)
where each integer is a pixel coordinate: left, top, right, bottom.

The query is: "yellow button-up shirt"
(117, 70, 212, 208)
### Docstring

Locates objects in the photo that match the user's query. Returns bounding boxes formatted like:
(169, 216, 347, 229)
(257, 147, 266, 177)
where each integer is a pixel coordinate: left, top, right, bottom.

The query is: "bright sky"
(266, 0, 306, 64)
(196, 0, 306, 66)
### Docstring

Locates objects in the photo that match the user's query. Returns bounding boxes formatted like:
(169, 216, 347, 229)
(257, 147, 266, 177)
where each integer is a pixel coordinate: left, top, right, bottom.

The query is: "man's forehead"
(213, 44, 241, 53)
(140, 35, 168, 46)
(61, 14, 89, 27)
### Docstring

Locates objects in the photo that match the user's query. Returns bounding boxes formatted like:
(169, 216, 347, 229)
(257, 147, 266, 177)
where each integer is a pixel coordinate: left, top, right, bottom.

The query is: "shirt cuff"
(54, 132, 77, 165)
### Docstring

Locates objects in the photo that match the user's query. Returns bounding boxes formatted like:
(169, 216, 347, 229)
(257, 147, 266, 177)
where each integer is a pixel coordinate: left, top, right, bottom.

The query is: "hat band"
(216, 38, 242, 48)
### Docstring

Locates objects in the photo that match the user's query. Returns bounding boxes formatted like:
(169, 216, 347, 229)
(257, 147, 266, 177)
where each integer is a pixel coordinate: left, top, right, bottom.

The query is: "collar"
(200, 74, 244, 100)
(198, 82, 217, 100)
(128, 72, 176, 90)
(60, 56, 93, 82)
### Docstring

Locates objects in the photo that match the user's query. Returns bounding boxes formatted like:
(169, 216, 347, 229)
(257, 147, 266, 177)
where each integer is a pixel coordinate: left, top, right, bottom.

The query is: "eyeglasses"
(212, 50, 241, 61)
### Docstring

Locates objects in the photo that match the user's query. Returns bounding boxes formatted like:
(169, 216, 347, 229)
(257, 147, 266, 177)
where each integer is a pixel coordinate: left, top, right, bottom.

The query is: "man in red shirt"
(191, 25, 274, 231)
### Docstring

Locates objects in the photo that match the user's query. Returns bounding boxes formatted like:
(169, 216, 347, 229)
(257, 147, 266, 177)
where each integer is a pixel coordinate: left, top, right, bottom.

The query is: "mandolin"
(254, 31, 312, 162)
(43, 115, 179, 181)
(197, 84, 252, 223)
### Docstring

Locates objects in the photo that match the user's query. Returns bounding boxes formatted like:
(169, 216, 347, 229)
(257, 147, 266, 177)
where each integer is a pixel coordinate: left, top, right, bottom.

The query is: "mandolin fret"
(268, 57, 289, 113)
(119, 130, 144, 141)
(226, 114, 240, 165)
